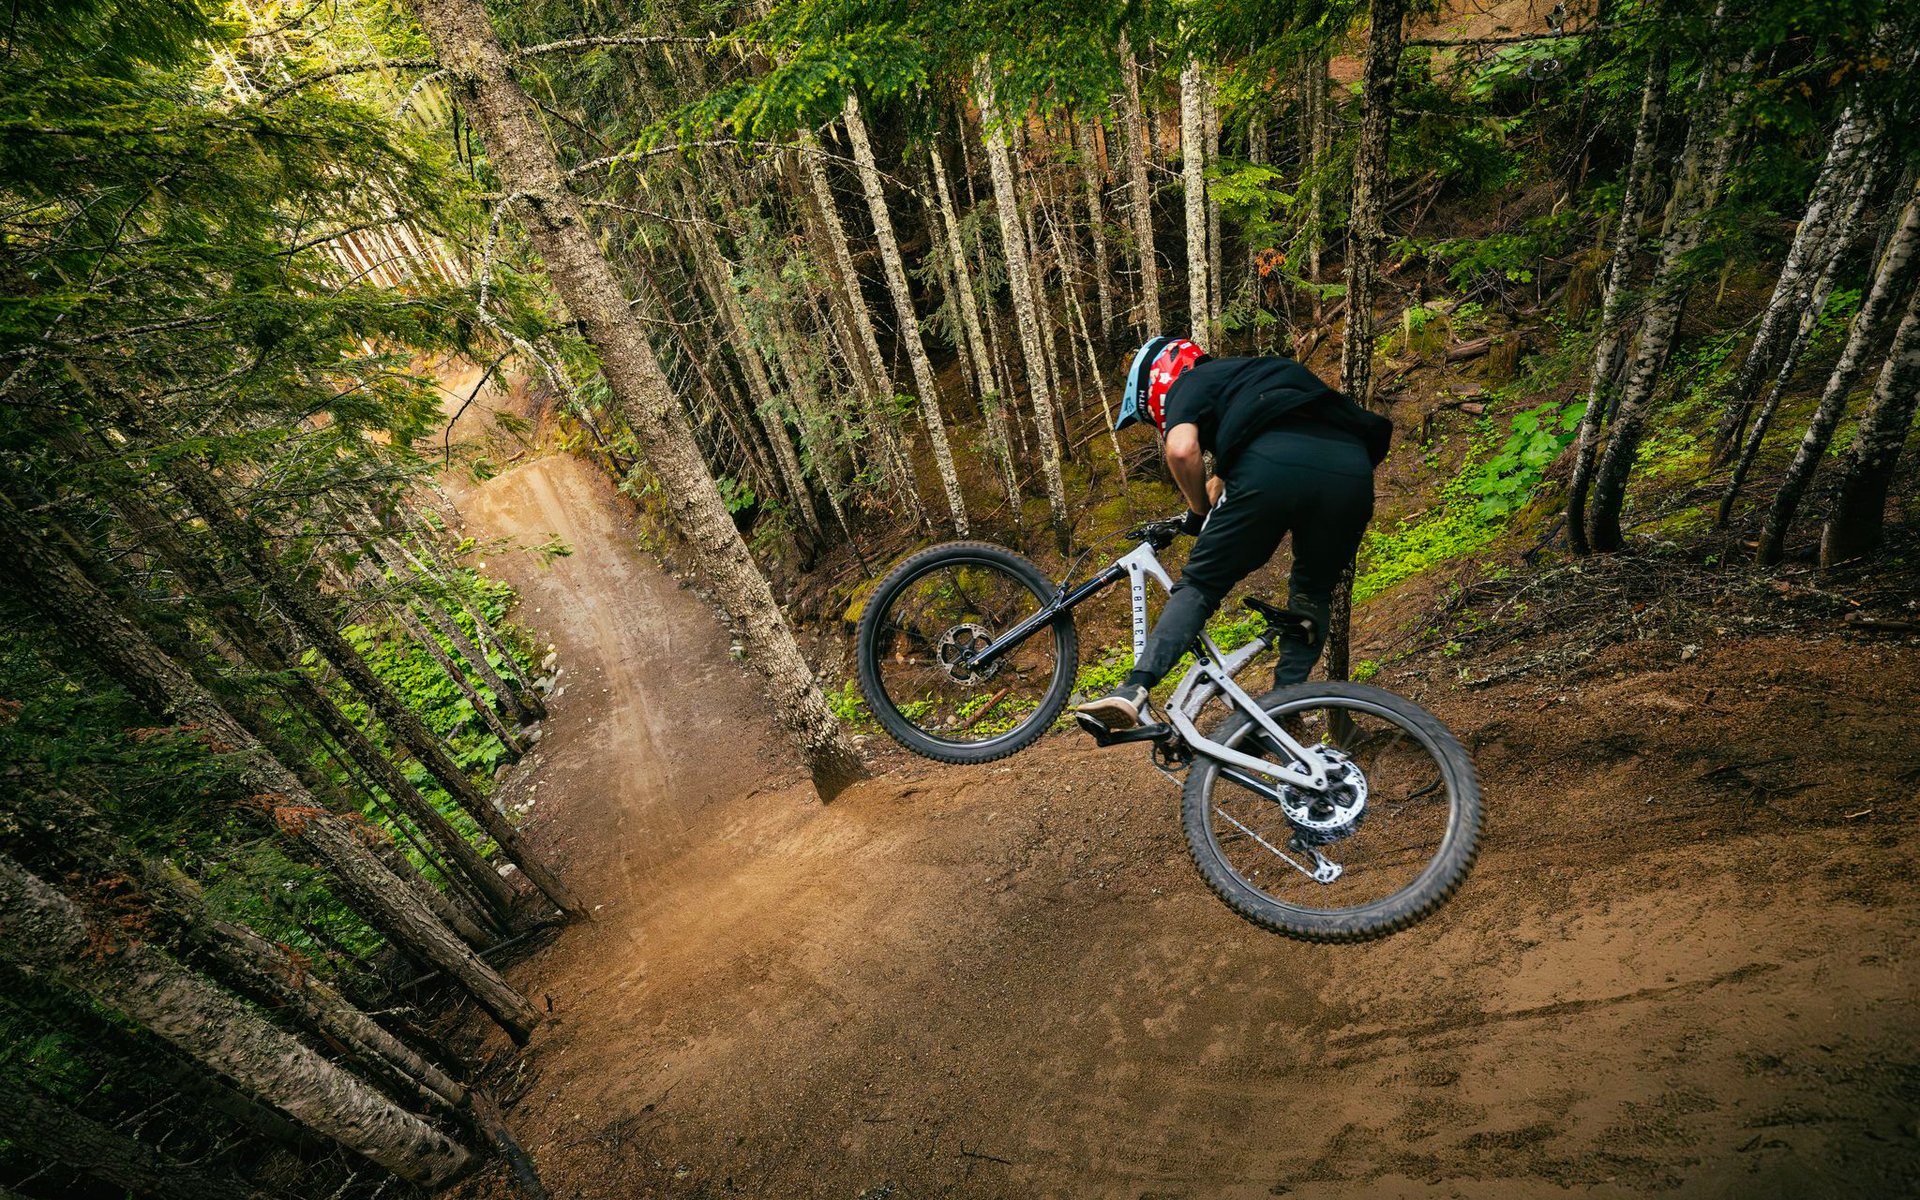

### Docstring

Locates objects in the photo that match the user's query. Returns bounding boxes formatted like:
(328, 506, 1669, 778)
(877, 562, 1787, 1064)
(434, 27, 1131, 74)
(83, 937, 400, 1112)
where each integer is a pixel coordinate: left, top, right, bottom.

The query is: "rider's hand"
(1181, 508, 1208, 537)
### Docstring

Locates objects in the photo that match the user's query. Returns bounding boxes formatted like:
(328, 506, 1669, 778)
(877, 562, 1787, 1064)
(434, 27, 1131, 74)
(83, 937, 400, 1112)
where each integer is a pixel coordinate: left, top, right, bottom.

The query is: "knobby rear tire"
(856, 542, 1079, 765)
(1181, 682, 1482, 943)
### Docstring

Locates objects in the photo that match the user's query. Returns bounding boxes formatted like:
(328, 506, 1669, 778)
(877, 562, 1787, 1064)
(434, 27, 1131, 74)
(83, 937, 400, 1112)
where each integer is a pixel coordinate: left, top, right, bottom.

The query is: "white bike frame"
(1115, 542, 1332, 793)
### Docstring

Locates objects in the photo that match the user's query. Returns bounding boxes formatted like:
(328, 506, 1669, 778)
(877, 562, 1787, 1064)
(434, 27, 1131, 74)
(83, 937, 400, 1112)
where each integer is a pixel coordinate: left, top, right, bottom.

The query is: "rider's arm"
(1164, 422, 1210, 517)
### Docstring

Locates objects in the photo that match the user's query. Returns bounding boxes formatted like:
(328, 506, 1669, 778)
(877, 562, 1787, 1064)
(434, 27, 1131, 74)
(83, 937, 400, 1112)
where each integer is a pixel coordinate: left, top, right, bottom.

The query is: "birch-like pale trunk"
(796, 128, 924, 523)
(1121, 34, 1162, 334)
(1718, 164, 1880, 524)
(0, 509, 541, 1040)
(1180, 59, 1211, 341)
(841, 94, 969, 534)
(1711, 95, 1887, 460)
(1205, 87, 1224, 343)
(1586, 51, 1754, 552)
(1818, 279, 1920, 565)
(410, 0, 868, 797)
(978, 61, 1072, 549)
(1076, 119, 1115, 340)
(0, 855, 475, 1186)
(1758, 182, 1920, 563)
(1047, 205, 1129, 479)
(1302, 51, 1329, 310)
(931, 142, 1021, 509)
(678, 187, 824, 541)
(1565, 42, 1671, 554)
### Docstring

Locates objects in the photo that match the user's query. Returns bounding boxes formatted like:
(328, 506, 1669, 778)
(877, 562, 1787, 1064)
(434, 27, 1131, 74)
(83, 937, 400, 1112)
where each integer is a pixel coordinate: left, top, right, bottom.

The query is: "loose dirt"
(447, 450, 1917, 1200)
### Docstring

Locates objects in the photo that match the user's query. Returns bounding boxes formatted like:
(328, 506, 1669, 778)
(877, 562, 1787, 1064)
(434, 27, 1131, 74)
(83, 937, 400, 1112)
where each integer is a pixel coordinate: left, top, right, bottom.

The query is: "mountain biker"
(1074, 336, 1391, 731)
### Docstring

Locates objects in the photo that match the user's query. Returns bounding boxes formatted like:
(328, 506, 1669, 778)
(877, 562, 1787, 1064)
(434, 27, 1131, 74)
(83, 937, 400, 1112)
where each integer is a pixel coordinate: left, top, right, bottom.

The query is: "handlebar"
(1126, 514, 1192, 550)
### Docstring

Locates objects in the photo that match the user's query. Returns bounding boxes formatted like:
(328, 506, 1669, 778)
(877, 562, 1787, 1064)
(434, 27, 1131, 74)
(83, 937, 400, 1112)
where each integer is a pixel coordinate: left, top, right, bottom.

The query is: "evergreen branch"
(255, 59, 439, 105)
(512, 32, 720, 59)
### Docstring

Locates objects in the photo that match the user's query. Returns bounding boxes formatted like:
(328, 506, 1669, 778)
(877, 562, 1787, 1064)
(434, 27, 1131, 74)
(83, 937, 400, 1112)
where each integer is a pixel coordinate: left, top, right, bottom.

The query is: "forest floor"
(429, 361, 1920, 1199)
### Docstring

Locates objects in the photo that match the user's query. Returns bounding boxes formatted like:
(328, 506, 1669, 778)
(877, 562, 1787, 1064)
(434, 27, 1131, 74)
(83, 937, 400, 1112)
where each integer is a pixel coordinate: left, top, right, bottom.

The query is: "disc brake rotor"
(1279, 746, 1368, 846)
(936, 622, 999, 684)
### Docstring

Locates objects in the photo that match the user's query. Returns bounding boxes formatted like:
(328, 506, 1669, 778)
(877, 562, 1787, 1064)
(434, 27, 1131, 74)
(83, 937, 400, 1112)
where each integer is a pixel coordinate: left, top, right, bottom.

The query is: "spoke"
(1213, 805, 1314, 879)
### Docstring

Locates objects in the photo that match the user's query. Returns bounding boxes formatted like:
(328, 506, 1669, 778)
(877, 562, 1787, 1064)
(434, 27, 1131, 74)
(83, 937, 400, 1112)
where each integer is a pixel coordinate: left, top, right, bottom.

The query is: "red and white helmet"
(1115, 336, 1207, 432)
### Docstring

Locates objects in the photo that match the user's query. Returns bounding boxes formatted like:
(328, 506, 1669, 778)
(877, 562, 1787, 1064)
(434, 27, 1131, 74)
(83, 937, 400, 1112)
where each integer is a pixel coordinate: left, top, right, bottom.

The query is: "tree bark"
(841, 94, 969, 534)
(1302, 51, 1329, 308)
(1718, 163, 1880, 525)
(1205, 86, 1224, 344)
(0, 508, 541, 1042)
(1565, 42, 1670, 553)
(796, 127, 924, 525)
(978, 61, 1072, 550)
(1818, 280, 1920, 565)
(1759, 182, 1920, 564)
(1076, 118, 1114, 341)
(104, 488, 522, 920)
(1323, 0, 1408, 681)
(390, 520, 547, 720)
(0, 855, 474, 1186)
(1120, 33, 1163, 335)
(409, 0, 868, 798)
(1180, 59, 1211, 341)
(1711, 100, 1882, 460)
(931, 141, 1021, 510)
(1584, 50, 1753, 552)
(142, 446, 587, 919)
(1339, 0, 1409, 407)
(14, 780, 469, 1114)
(0, 1075, 251, 1200)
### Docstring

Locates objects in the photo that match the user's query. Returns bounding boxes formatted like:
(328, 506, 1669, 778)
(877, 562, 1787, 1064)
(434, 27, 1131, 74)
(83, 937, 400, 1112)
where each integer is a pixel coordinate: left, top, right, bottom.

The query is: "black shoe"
(1075, 684, 1150, 731)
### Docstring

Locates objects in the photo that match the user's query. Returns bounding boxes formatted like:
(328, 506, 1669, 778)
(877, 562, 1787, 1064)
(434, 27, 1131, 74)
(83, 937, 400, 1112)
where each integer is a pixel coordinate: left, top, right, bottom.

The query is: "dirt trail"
(451, 451, 1918, 1200)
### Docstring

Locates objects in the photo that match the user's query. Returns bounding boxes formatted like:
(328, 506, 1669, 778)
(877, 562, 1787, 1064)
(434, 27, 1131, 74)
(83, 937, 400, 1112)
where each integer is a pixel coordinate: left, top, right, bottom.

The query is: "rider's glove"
(1181, 508, 1209, 537)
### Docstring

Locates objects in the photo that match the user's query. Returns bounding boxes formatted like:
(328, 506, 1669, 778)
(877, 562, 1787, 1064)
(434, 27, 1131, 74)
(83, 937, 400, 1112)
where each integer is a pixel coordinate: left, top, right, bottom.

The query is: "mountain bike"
(855, 516, 1481, 942)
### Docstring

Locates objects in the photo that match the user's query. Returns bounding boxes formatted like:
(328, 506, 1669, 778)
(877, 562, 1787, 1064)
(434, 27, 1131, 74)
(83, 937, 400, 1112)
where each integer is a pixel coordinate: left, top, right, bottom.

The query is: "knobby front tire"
(1182, 682, 1482, 943)
(856, 542, 1080, 765)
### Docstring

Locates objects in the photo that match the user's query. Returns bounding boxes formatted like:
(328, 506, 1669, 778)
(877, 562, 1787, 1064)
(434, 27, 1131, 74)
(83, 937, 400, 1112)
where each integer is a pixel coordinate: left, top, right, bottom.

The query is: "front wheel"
(857, 542, 1079, 765)
(1182, 683, 1481, 942)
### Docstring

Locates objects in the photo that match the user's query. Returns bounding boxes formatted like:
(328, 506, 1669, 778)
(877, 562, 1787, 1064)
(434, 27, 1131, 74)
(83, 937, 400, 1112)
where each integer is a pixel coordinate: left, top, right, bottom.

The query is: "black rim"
(867, 556, 1070, 749)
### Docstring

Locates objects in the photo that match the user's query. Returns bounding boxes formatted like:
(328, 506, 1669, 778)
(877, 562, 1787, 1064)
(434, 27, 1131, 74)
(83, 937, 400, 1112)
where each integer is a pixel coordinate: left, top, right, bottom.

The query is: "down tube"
(969, 563, 1126, 670)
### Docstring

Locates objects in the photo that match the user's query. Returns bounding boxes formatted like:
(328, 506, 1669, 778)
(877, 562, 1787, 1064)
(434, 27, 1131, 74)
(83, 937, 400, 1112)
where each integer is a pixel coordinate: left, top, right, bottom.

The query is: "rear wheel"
(856, 542, 1078, 764)
(1182, 683, 1481, 942)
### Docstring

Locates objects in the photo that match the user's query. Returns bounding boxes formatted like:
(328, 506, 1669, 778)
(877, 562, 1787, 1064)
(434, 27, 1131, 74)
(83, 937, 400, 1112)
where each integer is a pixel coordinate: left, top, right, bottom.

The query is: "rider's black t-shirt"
(1162, 356, 1391, 472)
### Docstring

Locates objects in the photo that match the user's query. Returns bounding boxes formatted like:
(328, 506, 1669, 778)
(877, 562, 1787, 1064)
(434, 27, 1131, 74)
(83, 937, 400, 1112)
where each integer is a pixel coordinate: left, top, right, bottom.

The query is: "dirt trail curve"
(450, 451, 1918, 1200)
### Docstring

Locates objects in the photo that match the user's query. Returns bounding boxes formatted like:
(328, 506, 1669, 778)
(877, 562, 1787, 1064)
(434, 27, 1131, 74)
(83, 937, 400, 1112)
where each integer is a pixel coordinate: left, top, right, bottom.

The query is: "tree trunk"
(1711, 99, 1883, 460)
(104, 488, 521, 920)
(1303, 51, 1329, 308)
(841, 94, 969, 534)
(1206, 86, 1224, 344)
(1180, 59, 1211, 341)
(1048, 204, 1129, 479)
(796, 128, 925, 525)
(1758, 182, 1920, 563)
(16, 780, 469, 1114)
(0, 507, 542, 1043)
(0, 1075, 251, 1200)
(1585, 50, 1753, 552)
(393, 585, 530, 756)
(1566, 41, 1671, 554)
(1076, 118, 1115, 341)
(1339, 0, 1408, 407)
(0, 855, 475, 1186)
(1323, 0, 1407, 681)
(978, 61, 1072, 550)
(1120, 33, 1162, 334)
(1719, 163, 1880, 525)
(409, 0, 868, 799)
(930, 141, 1021, 510)
(1818, 281, 1920, 565)
(140, 446, 587, 920)
(391, 522, 547, 720)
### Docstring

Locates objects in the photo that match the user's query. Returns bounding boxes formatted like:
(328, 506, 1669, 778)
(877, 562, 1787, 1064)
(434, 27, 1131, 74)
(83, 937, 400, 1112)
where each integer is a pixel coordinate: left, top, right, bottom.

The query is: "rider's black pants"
(1125, 425, 1375, 692)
